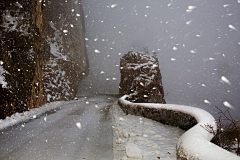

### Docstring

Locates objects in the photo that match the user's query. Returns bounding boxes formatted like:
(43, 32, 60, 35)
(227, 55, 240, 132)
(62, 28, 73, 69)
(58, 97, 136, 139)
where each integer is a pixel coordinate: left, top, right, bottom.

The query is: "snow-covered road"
(0, 95, 187, 160)
(0, 95, 117, 160)
(111, 102, 185, 160)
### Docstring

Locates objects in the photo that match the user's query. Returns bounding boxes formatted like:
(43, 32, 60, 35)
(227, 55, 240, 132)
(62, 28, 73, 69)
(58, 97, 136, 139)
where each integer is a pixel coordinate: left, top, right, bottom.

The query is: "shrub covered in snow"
(202, 106, 240, 155)
(119, 51, 166, 103)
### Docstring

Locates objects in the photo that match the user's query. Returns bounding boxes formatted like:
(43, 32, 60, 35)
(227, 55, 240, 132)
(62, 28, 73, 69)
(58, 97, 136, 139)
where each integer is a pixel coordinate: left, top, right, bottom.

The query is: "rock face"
(0, 0, 44, 118)
(119, 51, 166, 103)
(0, 0, 88, 119)
(42, 0, 89, 102)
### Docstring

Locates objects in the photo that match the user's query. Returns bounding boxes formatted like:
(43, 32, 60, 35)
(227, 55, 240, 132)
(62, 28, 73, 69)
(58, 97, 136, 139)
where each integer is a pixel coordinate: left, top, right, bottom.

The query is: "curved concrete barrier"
(118, 95, 240, 160)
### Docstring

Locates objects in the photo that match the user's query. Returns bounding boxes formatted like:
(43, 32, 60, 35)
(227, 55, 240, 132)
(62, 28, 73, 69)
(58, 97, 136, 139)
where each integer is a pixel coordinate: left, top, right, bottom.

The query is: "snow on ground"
(0, 101, 63, 130)
(0, 95, 114, 131)
(110, 101, 185, 160)
(118, 97, 240, 160)
(1, 97, 187, 160)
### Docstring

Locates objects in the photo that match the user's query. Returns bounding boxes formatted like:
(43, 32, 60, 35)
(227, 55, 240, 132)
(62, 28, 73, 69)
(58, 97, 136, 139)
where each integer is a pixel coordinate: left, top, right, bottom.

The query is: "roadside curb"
(118, 95, 240, 160)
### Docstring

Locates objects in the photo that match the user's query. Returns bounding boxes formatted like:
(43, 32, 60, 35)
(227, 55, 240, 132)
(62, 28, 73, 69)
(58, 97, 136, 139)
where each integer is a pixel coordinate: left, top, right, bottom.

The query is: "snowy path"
(110, 102, 185, 160)
(0, 96, 117, 160)
(1, 96, 185, 160)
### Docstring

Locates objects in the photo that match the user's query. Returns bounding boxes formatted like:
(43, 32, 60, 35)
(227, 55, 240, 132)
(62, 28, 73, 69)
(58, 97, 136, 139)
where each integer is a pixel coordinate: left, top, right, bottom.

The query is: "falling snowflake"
(223, 4, 230, 8)
(63, 30, 68, 33)
(188, 6, 197, 10)
(186, 20, 192, 25)
(94, 49, 101, 53)
(190, 50, 197, 53)
(228, 24, 237, 31)
(173, 47, 178, 50)
(204, 100, 210, 104)
(223, 101, 234, 109)
(186, 6, 197, 13)
(111, 4, 117, 8)
(221, 76, 231, 85)
(76, 122, 82, 129)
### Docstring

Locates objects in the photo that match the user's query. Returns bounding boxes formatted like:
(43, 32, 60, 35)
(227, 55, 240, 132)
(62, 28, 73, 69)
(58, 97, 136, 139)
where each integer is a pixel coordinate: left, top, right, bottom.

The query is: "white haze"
(79, 0, 240, 119)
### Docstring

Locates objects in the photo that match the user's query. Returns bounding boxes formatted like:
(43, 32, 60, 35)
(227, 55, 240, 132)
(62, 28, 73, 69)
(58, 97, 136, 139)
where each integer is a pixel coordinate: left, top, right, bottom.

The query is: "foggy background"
(78, 0, 240, 119)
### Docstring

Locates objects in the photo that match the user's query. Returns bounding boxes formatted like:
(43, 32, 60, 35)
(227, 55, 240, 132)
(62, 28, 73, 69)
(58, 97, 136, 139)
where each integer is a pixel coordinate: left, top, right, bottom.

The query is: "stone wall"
(118, 96, 240, 160)
(118, 96, 197, 131)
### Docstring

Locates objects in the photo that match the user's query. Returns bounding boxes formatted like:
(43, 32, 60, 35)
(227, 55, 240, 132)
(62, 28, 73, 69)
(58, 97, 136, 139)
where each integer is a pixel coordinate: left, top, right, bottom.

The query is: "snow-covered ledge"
(118, 95, 240, 160)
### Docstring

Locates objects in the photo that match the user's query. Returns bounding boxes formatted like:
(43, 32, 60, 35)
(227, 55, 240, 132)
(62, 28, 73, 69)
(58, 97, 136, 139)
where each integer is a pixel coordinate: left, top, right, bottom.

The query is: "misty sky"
(78, 0, 240, 119)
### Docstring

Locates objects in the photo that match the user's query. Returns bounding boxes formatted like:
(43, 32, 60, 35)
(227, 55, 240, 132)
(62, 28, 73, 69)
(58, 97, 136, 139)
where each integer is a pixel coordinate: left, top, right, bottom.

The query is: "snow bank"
(0, 101, 63, 130)
(118, 95, 240, 160)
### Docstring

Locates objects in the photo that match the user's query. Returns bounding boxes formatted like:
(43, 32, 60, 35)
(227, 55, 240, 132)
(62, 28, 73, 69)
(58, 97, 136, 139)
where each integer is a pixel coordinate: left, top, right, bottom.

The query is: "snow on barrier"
(118, 95, 240, 160)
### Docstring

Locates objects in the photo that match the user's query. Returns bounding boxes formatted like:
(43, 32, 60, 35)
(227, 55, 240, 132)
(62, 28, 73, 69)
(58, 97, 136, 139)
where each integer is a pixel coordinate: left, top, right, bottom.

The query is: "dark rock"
(42, 0, 89, 102)
(0, 0, 44, 118)
(119, 51, 166, 103)
(0, 0, 89, 119)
